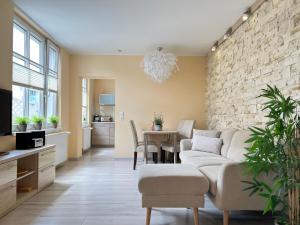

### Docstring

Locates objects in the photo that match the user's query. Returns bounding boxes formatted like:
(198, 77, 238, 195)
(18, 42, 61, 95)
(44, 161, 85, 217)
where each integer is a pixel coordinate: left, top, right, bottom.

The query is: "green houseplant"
(31, 115, 45, 130)
(49, 115, 59, 128)
(15, 116, 29, 132)
(153, 113, 164, 131)
(244, 85, 300, 225)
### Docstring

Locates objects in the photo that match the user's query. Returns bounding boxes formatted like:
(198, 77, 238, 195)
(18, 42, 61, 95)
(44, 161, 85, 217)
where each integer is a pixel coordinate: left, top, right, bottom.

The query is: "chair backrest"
(177, 120, 195, 139)
(129, 120, 138, 149)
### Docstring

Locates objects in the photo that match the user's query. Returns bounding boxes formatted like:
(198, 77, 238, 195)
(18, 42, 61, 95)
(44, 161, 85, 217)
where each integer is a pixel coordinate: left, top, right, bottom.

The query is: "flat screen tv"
(0, 89, 12, 136)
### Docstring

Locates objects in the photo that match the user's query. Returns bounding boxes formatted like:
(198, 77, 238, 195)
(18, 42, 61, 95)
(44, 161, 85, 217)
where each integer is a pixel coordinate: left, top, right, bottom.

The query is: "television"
(0, 89, 12, 136)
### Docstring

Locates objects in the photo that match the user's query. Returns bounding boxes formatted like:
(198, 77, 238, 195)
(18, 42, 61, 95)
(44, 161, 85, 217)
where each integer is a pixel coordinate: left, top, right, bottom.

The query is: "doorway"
(90, 79, 115, 148)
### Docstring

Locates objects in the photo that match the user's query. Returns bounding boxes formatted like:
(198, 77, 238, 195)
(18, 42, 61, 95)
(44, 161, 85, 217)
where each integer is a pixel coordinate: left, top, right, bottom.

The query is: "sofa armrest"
(215, 162, 266, 210)
(180, 139, 192, 151)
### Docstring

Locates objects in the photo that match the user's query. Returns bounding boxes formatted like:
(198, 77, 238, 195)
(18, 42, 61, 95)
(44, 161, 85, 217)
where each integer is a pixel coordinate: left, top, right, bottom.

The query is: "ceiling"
(13, 0, 255, 56)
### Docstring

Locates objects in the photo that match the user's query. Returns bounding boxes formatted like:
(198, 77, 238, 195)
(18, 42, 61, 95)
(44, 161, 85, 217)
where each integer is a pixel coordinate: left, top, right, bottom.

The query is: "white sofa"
(180, 129, 266, 225)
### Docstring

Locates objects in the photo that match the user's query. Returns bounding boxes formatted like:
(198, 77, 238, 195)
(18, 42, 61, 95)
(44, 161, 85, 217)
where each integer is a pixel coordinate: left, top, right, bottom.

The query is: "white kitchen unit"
(92, 122, 115, 146)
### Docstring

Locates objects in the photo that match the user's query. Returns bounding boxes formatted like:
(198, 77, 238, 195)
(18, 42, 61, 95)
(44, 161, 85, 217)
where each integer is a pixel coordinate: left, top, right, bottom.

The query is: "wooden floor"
(0, 148, 273, 225)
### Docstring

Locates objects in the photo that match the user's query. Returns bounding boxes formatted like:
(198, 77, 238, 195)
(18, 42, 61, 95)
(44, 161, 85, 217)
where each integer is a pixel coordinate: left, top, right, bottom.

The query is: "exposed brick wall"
(206, 0, 300, 130)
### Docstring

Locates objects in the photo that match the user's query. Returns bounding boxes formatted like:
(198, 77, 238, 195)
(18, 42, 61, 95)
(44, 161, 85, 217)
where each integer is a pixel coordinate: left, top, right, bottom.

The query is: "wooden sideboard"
(0, 145, 56, 217)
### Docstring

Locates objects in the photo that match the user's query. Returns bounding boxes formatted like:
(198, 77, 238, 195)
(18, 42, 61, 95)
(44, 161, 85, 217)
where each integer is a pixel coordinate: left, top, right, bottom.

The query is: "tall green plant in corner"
(244, 85, 300, 225)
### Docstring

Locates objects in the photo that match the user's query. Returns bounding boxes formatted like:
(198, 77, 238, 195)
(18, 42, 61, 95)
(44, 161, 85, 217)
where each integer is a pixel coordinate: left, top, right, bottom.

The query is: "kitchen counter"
(92, 122, 115, 124)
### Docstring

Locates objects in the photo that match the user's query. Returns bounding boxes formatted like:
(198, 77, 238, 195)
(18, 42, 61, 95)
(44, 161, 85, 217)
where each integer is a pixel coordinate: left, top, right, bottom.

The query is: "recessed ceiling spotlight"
(242, 8, 251, 21)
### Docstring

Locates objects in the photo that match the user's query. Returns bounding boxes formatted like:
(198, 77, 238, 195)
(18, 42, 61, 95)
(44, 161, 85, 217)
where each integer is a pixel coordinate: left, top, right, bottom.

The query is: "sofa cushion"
(220, 128, 238, 157)
(193, 129, 221, 138)
(226, 130, 250, 162)
(192, 135, 223, 154)
(138, 164, 209, 195)
(180, 152, 232, 168)
(198, 165, 220, 196)
(180, 150, 222, 159)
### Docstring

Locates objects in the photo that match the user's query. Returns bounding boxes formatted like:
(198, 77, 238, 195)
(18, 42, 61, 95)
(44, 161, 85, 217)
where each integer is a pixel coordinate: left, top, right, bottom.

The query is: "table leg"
(144, 133, 148, 164)
(173, 133, 177, 163)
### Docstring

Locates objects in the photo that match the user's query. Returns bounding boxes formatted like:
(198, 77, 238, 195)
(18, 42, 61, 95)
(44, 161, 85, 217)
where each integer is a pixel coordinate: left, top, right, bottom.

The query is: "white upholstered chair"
(130, 120, 159, 170)
(161, 120, 195, 162)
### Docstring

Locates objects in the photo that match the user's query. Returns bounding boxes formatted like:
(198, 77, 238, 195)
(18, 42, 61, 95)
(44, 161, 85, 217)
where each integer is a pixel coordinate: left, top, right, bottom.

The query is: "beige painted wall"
(69, 55, 207, 158)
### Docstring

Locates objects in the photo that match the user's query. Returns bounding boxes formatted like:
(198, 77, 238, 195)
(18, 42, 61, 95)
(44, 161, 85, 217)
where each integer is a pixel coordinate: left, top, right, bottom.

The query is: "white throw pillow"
(192, 135, 223, 155)
(193, 129, 221, 138)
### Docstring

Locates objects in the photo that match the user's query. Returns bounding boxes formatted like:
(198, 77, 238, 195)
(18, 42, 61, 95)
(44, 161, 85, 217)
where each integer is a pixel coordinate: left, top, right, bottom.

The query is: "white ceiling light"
(141, 47, 178, 83)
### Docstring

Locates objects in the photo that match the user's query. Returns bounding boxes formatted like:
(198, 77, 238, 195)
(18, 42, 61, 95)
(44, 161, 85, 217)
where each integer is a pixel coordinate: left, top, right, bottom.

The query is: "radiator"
(82, 127, 92, 151)
(46, 131, 70, 166)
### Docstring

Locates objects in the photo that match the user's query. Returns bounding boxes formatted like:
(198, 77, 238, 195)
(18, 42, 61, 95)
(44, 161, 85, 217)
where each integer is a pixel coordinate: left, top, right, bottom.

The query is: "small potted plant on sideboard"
(15, 116, 29, 132)
(49, 115, 59, 128)
(32, 115, 45, 130)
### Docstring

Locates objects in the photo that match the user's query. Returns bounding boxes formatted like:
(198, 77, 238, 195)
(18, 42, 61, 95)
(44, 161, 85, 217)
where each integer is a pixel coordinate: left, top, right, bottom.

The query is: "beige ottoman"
(138, 164, 209, 225)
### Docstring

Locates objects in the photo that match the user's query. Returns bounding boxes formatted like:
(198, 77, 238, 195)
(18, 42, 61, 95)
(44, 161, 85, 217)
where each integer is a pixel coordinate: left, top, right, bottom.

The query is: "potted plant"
(15, 116, 29, 132)
(49, 115, 59, 128)
(244, 85, 300, 225)
(153, 113, 164, 131)
(31, 115, 45, 130)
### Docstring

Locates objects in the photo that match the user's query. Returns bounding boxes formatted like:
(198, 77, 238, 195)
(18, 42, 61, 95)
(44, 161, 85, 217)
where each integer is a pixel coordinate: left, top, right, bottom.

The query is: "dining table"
(142, 130, 179, 164)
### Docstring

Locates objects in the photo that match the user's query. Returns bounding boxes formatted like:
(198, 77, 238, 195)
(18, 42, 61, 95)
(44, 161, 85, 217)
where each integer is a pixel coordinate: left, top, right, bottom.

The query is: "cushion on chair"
(161, 142, 180, 152)
(138, 164, 209, 195)
(192, 135, 223, 154)
(136, 144, 158, 153)
(198, 165, 220, 196)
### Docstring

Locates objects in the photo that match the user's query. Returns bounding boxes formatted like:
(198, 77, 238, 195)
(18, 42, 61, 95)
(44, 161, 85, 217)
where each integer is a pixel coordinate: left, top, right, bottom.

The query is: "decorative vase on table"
(34, 123, 42, 130)
(153, 113, 164, 131)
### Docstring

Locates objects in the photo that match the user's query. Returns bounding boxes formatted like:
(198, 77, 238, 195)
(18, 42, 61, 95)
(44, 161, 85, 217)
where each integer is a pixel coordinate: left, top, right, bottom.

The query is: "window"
(82, 79, 88, 126)
(12, 19, 59, 128)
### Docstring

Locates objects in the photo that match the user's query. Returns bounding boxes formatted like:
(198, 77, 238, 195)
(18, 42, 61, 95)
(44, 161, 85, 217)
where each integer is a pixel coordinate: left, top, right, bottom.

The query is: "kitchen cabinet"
(92, 122, 115, 146)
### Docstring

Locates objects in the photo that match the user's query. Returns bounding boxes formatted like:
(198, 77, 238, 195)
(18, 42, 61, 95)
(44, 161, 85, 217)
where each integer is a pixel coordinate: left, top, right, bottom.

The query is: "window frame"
(82, 79, 89, 127)
(12, 16, 60, 129)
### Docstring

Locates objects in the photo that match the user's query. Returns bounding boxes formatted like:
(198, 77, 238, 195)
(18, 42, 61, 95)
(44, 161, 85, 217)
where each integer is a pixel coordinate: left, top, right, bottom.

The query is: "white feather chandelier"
(141, 47, 178, 83)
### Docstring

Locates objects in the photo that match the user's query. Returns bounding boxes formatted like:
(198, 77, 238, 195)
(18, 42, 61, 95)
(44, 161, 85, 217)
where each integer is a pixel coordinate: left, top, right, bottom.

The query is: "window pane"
(13, 56, 25, 66)
(30, 35, 42, 64)
(13, 24, 25, 56)
(47, 91, 57, 118)
(30, 63, 43, 73)
(82, 107, 87, 123)
(49, 46, 58, 73)
(28, 88, 44, 119)
(12, 85, 26, 123)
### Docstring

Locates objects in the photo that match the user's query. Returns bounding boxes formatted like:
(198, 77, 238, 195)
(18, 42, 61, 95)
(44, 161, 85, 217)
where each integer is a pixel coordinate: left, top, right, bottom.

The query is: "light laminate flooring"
(0, 148, 273, 225)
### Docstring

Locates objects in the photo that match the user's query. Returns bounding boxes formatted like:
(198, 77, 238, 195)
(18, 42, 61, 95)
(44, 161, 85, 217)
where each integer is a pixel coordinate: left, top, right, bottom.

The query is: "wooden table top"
(142, 130, 178, 135)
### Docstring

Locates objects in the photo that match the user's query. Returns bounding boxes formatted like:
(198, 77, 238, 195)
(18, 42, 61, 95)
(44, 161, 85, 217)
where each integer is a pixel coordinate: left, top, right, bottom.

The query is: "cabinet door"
(38, 165, 55, 191)
(92, 126, 110, 136)
(0, 181, 16, 216)
(92, 135, 110, 145)
(0, 161, 17, 186)
(39, 148, 55, 169)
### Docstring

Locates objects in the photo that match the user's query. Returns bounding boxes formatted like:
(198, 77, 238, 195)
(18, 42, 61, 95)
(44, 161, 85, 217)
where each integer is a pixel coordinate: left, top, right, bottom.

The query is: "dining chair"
(161, 120, 195, 163)
(129, 120, 159, 170)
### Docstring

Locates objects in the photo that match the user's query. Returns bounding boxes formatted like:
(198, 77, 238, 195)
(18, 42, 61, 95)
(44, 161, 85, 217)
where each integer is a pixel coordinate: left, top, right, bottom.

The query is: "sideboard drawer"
(38, 164, 55, 191)
(0, 181, 16, 216)
(0, 161, 17, 186)
(39, 148, 55, 169)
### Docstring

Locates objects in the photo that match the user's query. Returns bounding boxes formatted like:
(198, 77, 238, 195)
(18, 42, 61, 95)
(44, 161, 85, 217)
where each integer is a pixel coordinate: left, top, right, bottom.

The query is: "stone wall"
(206, 0, 300, 130)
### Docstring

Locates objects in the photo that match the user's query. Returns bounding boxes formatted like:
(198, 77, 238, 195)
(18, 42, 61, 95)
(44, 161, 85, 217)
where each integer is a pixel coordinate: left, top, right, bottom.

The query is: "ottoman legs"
(146, 208, 151, 225)
(145, 207, 200, 225)
(193, 208, 199, 225)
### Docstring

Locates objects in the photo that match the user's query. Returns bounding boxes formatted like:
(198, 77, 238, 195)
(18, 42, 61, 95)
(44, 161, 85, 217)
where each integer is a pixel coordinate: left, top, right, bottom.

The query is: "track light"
(211, 41, 218, 52)
(242, 8, 251, 21)
(223, 27, 232, 40)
